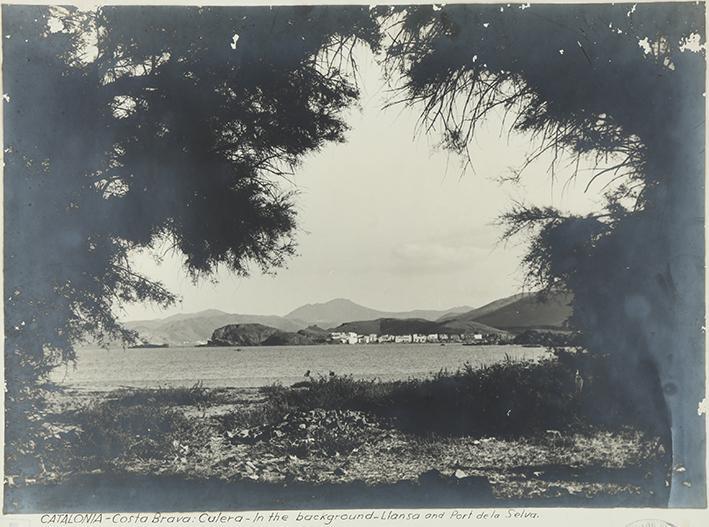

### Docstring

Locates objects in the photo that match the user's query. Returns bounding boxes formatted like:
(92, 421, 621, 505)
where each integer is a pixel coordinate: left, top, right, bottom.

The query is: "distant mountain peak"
(322, 298, 358, 306)
(285, 298, 480, 330)
(284, 298, 380, 325)
(320, 298, 360, 306)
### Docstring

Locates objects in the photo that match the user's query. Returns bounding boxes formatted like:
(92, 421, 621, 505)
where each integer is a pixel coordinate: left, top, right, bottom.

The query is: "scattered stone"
(453, 469, 468, 479)
(224, 409, 385, 457)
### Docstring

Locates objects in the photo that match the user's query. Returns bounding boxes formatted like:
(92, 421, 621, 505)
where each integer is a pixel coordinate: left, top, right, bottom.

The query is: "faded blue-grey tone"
(3, 2, 705, 510)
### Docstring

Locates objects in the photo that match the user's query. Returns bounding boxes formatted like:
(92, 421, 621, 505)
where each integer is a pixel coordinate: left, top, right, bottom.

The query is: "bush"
(72, 400, 192, 463)
(384, 359, 581, 436)
(261, 355, 642, 437)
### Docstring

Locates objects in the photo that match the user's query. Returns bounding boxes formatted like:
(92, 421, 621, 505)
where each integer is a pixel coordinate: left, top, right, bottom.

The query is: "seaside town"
(328, 331, 505, 345)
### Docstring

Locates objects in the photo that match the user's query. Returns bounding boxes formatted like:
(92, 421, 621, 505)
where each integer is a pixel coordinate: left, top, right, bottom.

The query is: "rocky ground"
(25, 385, 669, 509)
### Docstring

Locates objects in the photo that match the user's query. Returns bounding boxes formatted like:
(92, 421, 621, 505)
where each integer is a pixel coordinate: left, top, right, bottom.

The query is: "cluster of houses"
(329, 331, 495, 345)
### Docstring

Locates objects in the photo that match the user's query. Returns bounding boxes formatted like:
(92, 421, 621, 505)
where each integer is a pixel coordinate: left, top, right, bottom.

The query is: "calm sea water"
(50, 344, 551, 392)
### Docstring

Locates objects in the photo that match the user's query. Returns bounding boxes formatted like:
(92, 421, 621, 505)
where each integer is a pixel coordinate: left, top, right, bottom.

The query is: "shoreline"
(75, 341, 549, 350)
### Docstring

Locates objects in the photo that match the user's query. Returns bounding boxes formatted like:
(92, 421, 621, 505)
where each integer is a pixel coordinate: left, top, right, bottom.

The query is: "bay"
(50, 343, 552, 392)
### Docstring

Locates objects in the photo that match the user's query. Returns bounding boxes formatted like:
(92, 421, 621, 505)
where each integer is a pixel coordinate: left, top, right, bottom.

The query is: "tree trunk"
(652, 102, 706, 506)
(666, 366, 706, 506)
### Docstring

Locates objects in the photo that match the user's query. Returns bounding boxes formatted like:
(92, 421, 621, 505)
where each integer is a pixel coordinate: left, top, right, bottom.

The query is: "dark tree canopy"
(3, 4, 379, 476)
(4, 3, 379, 365)
(381, 2, 705, 505)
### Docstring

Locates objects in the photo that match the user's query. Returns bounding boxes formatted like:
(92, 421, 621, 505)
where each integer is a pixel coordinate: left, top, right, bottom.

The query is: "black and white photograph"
(2, 0, 707, 516)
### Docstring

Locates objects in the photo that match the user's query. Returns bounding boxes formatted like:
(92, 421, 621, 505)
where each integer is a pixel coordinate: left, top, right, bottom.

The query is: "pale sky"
(119, 48, 610, 321)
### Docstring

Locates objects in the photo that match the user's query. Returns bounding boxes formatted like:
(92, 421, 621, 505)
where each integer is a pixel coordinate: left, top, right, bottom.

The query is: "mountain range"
(283, 298, 475, 331)
(120, 291, 572, 346)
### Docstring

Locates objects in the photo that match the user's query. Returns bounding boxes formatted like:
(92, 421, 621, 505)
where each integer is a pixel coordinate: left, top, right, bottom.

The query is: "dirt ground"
(17, 386, 669, 511)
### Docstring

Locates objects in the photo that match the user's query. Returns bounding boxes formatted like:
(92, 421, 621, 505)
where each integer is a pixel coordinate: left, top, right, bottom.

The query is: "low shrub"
(384, 359, 580, 436)
(262, 355, 642, 437)
(71, 400, 192, 463)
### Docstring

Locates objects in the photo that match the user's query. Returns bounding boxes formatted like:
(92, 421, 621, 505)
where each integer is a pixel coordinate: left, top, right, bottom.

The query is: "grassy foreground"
(6, 357, 670, 511)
